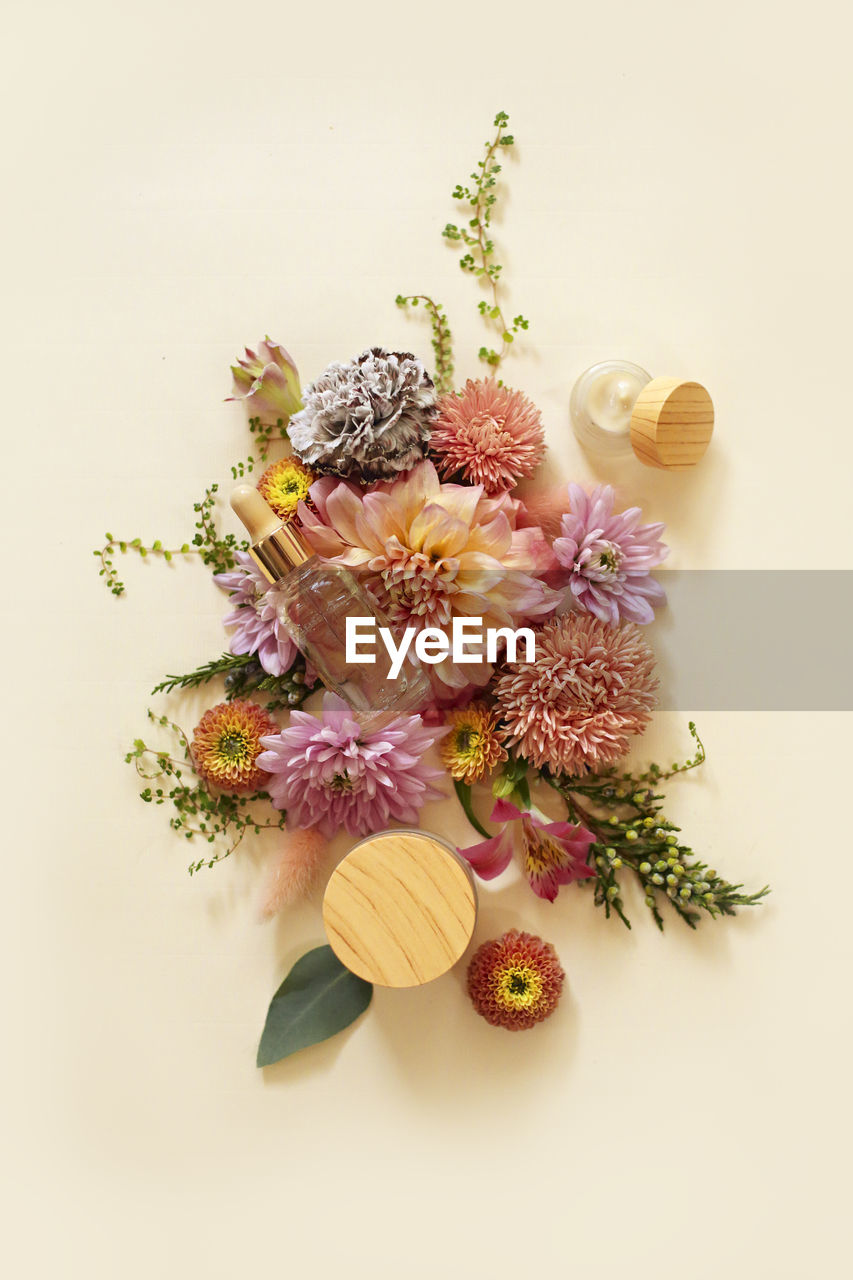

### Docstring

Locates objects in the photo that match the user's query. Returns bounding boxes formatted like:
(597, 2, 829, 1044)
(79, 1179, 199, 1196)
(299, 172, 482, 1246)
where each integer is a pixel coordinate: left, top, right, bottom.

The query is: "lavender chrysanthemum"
(553, 484, 668, 625)
(288, 347, 436, 482)
(257, 693, 447, 837)
(214, 551, 298, 677)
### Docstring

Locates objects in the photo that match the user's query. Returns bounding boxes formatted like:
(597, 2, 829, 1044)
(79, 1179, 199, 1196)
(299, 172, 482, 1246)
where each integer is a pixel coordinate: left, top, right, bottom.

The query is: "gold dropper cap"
(230, 484, 309, 582)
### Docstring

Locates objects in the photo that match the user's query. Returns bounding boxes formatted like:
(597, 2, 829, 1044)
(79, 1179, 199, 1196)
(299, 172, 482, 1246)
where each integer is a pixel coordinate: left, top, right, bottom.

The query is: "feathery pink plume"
(257, 827, 327, 920)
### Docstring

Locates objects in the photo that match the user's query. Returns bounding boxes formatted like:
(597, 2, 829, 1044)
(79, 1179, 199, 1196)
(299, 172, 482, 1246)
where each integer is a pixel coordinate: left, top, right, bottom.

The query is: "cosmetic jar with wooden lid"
(322, 829, 478, 988)
(570, 359, 714, 469)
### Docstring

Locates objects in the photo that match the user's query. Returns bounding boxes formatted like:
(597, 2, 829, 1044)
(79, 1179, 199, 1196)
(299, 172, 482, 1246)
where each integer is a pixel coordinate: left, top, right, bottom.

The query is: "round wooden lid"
(630, 377, 714, 470)
(322, 831, 478, 988)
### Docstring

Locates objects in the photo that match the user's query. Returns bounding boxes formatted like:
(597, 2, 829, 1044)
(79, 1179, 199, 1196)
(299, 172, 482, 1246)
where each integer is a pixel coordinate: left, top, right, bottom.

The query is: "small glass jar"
(570, 359, 652, 457)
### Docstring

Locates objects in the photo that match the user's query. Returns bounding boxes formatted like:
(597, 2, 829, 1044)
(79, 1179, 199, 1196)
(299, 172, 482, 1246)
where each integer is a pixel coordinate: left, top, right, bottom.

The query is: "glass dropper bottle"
(230, 485, 431, 729)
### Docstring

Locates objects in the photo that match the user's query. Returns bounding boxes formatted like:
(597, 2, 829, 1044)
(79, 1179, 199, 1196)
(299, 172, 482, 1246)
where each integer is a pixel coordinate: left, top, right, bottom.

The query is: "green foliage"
(247, 414, 288, 463)
(126, 710, 287, 875)
(443, 110, 530, 370)
(395, 294, 454, 394)
(256, 945, 373, 1068)
(453, 779, 490, 838)
(94, 474, 251, 596)
(191, 481, 248, 574)
(545, 724, 770, 929)
(150, 650, 318, 711)
(94, 534, 194, 597)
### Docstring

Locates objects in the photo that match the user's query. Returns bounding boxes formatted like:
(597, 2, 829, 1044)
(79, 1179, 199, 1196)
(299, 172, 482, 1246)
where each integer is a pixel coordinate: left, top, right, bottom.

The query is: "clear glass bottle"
(231, 485, 430, 729)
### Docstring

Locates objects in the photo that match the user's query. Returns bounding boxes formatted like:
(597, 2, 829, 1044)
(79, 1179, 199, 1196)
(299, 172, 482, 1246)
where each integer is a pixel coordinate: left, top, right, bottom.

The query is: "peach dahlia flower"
(296, 460, 559, 691)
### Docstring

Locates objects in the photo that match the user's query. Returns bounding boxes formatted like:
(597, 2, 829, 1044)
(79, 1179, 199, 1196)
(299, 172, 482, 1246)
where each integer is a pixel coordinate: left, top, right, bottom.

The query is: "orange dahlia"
(440, 702, 508, 784)
(257, 456, 315, 524)
(430, 378, 545, 493)
(190, 700, 278, 794)
(467, 929, 565, 1031)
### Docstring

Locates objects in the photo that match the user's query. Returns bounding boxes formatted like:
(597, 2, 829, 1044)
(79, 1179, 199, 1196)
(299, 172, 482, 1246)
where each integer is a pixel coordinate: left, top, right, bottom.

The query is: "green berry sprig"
(545, 724, 770, 929)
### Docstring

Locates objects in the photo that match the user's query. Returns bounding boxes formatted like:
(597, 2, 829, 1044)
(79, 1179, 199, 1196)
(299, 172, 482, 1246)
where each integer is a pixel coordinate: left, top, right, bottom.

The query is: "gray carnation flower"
(288, 347, 436, 482)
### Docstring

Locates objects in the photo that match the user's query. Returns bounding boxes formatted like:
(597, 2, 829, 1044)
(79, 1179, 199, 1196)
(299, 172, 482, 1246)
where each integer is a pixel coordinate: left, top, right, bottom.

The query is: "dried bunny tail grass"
(257, 827, 328, 920)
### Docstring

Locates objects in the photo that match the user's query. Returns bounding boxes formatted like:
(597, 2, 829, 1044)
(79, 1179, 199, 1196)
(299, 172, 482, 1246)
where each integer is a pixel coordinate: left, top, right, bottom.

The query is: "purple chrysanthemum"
(257, 693, 447, 837)
(214, 551, 298, 677)
(552, 484, 668, 624)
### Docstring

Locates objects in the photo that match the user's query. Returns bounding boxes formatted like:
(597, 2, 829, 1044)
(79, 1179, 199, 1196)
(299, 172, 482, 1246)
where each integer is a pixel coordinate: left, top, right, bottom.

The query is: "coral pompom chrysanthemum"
(467, 929, 565, 1030)
(430, 378, 545, 493)
(257, 456, 315, 524)
(440, 702, 508, 784)
(191, 699, 278, 794)
(495, 614, 658, 773)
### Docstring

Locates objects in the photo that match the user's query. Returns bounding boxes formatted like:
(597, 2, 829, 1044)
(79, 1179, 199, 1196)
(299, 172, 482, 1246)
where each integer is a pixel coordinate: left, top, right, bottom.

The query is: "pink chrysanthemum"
(257, 692, 447, 837)
(495, 614, 658, 773)
(553, 484, 669, 625)
(459, 798, 595, 902)
(467, 929, 565, 1031)
(430, 378, 546, 493)
(214, 551, 299, 677)
(191, 700, 279, 794)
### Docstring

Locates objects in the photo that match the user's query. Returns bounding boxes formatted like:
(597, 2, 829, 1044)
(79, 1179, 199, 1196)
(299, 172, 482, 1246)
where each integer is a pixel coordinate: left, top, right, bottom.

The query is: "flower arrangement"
(98, 111, 768, 1067)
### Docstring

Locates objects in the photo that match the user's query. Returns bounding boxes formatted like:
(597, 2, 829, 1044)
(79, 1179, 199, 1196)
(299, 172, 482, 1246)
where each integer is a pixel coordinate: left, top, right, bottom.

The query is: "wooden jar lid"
(322, 830, 478, 988)
(630, 377, 714, 470)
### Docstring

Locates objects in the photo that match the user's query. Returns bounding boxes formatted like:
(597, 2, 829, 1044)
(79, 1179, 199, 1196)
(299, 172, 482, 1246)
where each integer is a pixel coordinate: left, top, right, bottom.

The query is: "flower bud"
(228, 338, 302, 422)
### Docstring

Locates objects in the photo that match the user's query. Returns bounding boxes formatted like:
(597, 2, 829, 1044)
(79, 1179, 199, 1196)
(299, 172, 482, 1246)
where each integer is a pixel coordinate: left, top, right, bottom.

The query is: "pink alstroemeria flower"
(460, 798, 595, 903)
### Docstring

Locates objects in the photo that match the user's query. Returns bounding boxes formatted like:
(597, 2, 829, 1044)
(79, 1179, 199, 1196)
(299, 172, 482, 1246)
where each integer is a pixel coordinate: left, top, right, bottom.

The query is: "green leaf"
(256, 945, 373, 1067)
(453, 779, 491, 839)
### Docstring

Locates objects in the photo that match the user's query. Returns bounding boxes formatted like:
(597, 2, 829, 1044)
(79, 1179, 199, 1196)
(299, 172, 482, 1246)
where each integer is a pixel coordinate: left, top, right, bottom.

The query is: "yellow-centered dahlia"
(467, 929, 565, 1031)
(191, 700, 279, 794)
(257, 456, 315, 524)
(440, 702, 508, 784)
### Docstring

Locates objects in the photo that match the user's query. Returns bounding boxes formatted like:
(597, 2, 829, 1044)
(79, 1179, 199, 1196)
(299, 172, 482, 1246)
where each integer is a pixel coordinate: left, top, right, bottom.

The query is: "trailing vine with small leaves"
(93, 418, 284, 596)
(127, 710, 287, 875)
(444, 110, 530, 369)
(395, 110, 528, 384)
(395, 295, 454, 393)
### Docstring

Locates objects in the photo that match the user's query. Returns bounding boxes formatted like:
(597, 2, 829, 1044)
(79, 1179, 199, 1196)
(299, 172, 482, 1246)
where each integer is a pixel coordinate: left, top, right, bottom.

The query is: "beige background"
(3, 1, 851, 1276)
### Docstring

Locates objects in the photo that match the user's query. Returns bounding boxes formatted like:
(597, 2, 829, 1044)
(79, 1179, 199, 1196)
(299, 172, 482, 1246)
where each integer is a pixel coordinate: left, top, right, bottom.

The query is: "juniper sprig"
(151, 651, 318, 711)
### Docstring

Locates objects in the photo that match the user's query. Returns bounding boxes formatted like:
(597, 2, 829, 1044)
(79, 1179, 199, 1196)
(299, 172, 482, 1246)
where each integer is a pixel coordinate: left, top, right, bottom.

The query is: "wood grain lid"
(322, 830, 478, 988)
(630, 377, 714, 470)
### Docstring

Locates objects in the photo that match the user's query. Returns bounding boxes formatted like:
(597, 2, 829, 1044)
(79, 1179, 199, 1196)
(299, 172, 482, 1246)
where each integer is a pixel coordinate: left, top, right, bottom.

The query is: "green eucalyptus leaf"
(256, 945, 372, 1068)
